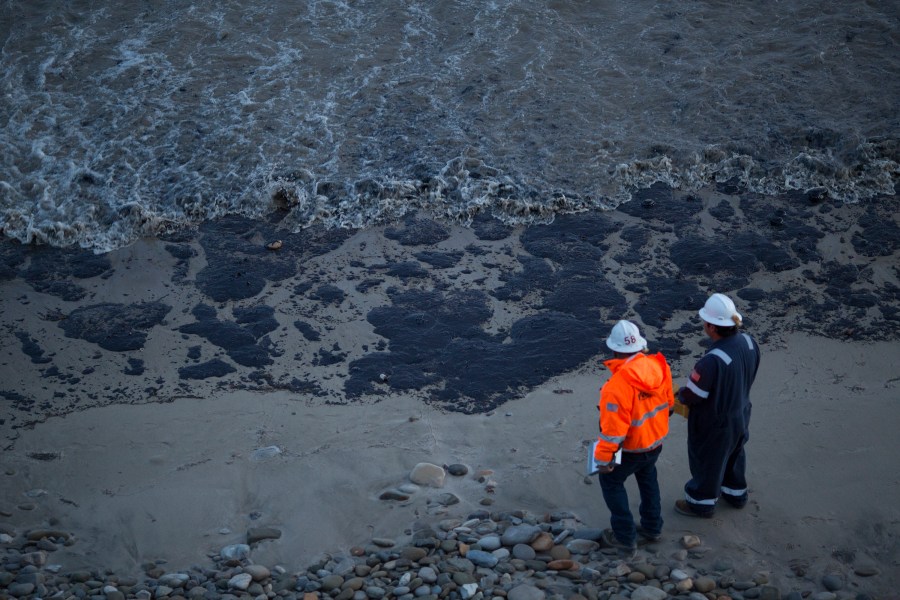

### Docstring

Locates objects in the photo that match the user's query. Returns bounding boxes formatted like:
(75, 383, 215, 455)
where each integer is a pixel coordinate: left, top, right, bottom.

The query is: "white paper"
(586, 440, 622, 475)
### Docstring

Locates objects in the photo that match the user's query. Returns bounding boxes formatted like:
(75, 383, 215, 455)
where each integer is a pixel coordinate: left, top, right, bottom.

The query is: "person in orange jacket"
(594, 320, 675, 554)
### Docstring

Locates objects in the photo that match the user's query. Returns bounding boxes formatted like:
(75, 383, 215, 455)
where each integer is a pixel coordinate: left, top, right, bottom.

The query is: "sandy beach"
(2, 186, 899, 597)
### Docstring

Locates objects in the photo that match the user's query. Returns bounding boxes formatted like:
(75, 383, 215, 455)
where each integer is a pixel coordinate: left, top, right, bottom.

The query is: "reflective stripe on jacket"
(594, 352, 675, 465)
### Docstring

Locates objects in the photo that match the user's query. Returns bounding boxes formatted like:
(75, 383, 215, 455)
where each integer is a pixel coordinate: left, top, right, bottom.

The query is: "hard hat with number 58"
(699, 293, 743, 327)
(606, 320, 648, 353)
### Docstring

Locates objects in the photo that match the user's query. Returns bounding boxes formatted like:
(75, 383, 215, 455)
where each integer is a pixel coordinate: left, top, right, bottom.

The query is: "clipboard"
(673, 384, 689, 418)
(586, 440, 622, 475)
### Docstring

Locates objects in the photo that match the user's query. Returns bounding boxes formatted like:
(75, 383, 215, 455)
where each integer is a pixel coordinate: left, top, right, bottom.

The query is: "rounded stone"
(501, 524, 542, 546)
(465, 549, 499, 568)
(670, 569, 689, 581)
(8, 583, 35, 596)
(418, 567, 437, 583)
(320, 575, 345, 591)
(681, 535, 701, 549)
(401, 547, 428, 561)
(247, 526, 282, 544)
(478, 536, 502, 551)
(343, 578, 365, 591)
(693, 576, 716, 593)
(220, 544, 251, 561)
(410, 463, 446, 488)
(759, 586, 782, 600)
(447, 464, 469, 476)
(565, 539, 598, 555)
(244, 565, 270, 581)
(512, 543, 536, 560)
(228, 573, 252, 591)
(821, 574, 844, 592)
(507, 584, 545, 600)
(530, 532, 553, 552)
(627, 572, 646, 584)
(630, 586, 668, 600)
(159, 574, 189, 588)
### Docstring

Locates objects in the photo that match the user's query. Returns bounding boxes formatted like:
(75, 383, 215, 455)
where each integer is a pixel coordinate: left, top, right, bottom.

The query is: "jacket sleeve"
(679, 355, 717, 406)
(594, 379, 631, 465)
(664, 362, 676, 410)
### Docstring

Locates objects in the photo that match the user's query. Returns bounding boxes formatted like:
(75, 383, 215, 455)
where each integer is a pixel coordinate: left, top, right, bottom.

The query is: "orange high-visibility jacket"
(594, 352, 675, 465)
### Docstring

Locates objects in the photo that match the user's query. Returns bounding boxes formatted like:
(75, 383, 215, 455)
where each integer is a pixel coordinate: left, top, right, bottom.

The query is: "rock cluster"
(0, 507, 880, 600)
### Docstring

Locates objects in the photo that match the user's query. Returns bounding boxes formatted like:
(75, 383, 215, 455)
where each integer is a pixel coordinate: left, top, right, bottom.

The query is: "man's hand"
(598, 464, 615, 474)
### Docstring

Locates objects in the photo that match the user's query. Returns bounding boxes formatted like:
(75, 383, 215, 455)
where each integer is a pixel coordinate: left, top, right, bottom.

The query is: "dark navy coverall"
(678, 331, 761, 512)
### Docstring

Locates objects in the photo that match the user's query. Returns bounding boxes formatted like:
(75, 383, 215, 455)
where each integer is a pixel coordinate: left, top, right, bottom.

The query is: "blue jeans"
(598, 446, 663, 547)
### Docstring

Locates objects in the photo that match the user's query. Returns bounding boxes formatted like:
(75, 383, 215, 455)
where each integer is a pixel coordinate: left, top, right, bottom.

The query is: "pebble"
(479, 535, 502, 551)
(694, 576, 716, 593)
(8, 583, 35, 596)
(631, 586, 668, 600)
(546, 559, 575, 571)
(512, 543, 535, 560)
(244, 564, 270, 580)
(447, 464, 469, 476)
(220, 543, 250, 560)
(409, 463, 446, 487)
(531, 532, 554, 551)
(627, 571, 646, 584)
(571, 528, 603, 541)
(565, 539, 598, 554)
(0, 505, 884, 600)
(500, 524, 541, 546)
(227, 573, 252, 590)
(247, 526, 281, 544)
(853, 564, 880, 577)
(466, 549, 499, 568)
(821, 573, 844, 591)
(759, 585, 782, 600)
(507, 584, 545, 600)
(249, 446, 281, 461)
(380, 490, 411, 501)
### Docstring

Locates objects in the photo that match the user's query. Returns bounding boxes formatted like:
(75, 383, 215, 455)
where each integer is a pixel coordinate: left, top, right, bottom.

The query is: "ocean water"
(2, 0, 898, 252)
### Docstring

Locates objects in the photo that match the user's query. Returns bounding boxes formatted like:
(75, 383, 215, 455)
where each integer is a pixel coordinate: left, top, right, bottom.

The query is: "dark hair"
(712, 324, 739, 337)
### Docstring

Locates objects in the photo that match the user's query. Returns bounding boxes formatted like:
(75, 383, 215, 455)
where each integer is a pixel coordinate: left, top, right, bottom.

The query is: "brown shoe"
(674, 499, 714, 518)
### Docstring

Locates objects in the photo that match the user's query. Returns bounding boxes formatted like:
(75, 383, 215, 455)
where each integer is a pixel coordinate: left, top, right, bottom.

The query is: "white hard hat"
(698, 293, 743, 327)
(606, 320, 647, 353)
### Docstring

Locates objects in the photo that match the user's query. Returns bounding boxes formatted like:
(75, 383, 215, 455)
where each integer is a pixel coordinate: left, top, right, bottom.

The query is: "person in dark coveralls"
(594, 320, 675, 554)
(675, 293, 761, 517)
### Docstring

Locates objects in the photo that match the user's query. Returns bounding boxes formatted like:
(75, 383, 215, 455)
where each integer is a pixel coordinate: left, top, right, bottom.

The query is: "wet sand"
(1, 185, 899, 595)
